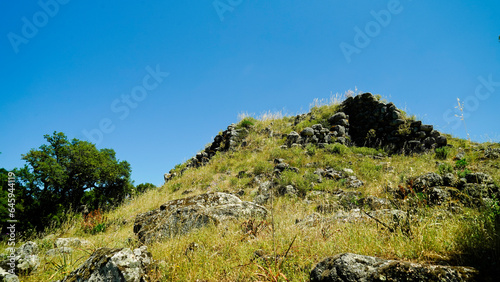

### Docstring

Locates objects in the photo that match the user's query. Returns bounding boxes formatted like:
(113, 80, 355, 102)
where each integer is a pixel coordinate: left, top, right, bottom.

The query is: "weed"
(435, 147, 451, 160)
(438, 163, 453, 175)
(81, 209, 107, 235)
(455, 158, 468, 169)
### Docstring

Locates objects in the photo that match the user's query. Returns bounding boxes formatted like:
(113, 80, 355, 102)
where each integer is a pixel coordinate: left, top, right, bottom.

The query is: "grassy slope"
(5, 99, 500, 281)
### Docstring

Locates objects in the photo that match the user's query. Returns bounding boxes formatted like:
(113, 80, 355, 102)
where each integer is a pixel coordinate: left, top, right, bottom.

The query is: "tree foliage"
(1, 132, 133, 234)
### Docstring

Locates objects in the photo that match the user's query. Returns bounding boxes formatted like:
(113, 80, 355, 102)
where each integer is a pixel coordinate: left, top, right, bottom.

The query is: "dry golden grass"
(6, 99, 500, 281)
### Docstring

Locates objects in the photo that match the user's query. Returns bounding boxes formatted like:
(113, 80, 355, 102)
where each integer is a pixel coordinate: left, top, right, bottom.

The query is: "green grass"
(4, 99, 500, 281)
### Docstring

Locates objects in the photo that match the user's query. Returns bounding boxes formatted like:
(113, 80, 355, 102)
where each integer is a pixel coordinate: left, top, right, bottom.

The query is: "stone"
(46, 247, 73, 257)
(420, 124, 433, 132)
(345, 176, 363, 188)
(465, 172, 494, 184)
(133, 192, 267, 243)
(310, 253, 477, 281)
(428, 187, 451, 205)
(443, 173, 457, 187)
(409, 172, 442, 192)
(0, 268, 18, 282)
(436, 135, 447, 146)
(485, 147, 500, 159)
(331, 125, 345, 137)
(279, 185, 297, 196)
(301, 127, 315, 137)
(60, 246, 152, 282)
(55, 238, 91, 249)
(0, 242, 40, 275)
(328, 112, 347, 125)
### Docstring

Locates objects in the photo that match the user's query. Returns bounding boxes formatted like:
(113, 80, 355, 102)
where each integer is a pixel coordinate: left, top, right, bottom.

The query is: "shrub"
(81, 209, 107, 234)
(438, 163, 453, 175)
(455, 158, 468, 169)
(237, 117, 257, 129)
(435, 147, 451, 160)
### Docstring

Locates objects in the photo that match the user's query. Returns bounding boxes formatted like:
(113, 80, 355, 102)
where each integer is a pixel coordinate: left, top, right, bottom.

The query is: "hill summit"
(3, 92, 500, 281)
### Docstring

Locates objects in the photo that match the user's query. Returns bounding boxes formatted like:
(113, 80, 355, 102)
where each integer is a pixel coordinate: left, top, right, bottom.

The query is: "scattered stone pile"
(285, 93, 448, 153)
(310, 253, 477, 281)
(188, 124, 248, 168)
(314, 167, 364, 189)
(164, 124, 249, 183)
(397, 172, 499, 206)
(133, 192, 267, 243)
(340, 93, 447, 152)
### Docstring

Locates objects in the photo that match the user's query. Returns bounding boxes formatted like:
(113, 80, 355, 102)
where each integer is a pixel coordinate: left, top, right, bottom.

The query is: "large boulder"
(133, 192, 267, 243)
(310, 253, 477, 281)
(60, 246, 152, 282)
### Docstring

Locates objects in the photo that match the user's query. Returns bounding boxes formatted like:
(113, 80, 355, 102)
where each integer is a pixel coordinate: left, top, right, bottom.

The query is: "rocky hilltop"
(3, 93, 500, 281)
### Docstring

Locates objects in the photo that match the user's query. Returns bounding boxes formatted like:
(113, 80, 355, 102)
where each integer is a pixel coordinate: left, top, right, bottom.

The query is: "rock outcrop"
(398, 171, 499, 207)
(310, 253, 477, 281)
(0, 241, 39, 275)
(133, 192, 267, 243)
(59, 246, 152, 282)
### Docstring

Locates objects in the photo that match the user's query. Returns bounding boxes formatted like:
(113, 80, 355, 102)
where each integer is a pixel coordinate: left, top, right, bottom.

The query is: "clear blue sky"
(1, 1, 499, 186)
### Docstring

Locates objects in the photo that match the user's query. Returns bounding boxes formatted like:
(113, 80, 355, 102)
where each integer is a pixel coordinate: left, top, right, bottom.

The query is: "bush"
(237, 117, 257, 129)
(81, 209, 107, 234)
(438, 163, 453, 175)
(455, 158, 468, 169)
(435, 147, 450, 160)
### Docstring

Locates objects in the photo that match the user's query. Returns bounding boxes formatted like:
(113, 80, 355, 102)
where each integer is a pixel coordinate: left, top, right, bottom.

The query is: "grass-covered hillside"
(4, 93, 500, 281)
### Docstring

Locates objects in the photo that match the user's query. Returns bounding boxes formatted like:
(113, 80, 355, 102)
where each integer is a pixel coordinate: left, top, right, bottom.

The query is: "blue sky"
(1, 0, 499, 186)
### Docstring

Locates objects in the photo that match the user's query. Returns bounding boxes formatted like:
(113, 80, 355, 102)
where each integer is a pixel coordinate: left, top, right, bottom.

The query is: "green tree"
(20, 132, 133, 231)
(135, 182, 156, 194)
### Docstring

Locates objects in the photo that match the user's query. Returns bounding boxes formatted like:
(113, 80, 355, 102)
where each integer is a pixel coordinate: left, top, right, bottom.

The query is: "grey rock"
(0, 242, 39, 275)
(310, 253, 477, 282)
(60, 246, 152, 282)
(0, 268, 18, 282)
(409, 172, 442, 192)
(55, 238, 91, 249)
(301, 127, 315, 137)
(420, 124, 433, 132)
(328, 112, 347, 125)
(436, 135, 448, 146)
(465, 172, 494, 184)
(46, 247, 73, 257)
(443, 173, 457, 187)
(331, 125, 345, 137)
(428, 187, 451, 205)
(134, 192, 267, 243)
(485, 147, 500, 159)
(345, 176, 363, 188)
(279, 185, 297, 196)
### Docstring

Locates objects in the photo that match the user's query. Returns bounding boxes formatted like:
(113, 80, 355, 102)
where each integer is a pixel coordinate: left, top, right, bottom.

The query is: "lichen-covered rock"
(310, 253, 477, 281)
(409, 172, 443, 192)
(134, 192, 267, 243)
(0, 242, 39, 275)
(55, 238, 91, 249)
(60, 246, 152, 282)
(0, 267, 19, 282)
